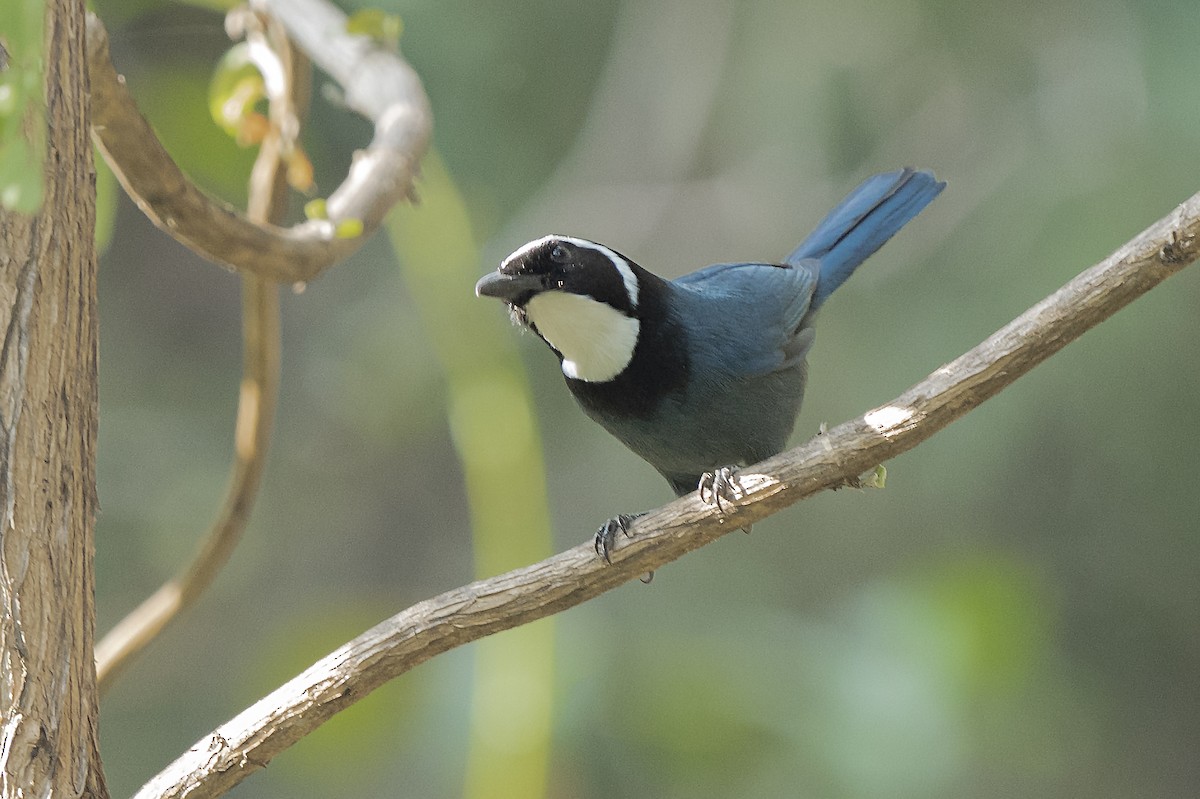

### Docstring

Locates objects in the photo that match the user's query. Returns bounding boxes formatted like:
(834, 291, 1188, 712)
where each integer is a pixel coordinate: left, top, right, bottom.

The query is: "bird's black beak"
(474, 271, 543, 304)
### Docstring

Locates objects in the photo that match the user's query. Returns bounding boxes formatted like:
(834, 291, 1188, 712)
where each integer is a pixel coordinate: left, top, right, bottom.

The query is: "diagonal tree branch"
(133, 187, 1199, 799)
(85, 0, 431, 281)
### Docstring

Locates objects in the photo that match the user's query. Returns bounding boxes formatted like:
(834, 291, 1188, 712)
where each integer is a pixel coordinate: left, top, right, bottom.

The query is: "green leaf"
(334, 217, 363, 239)
(207, 43, 266, 141)
(345, 8, 403, 48)
(303, 197, 328, 220)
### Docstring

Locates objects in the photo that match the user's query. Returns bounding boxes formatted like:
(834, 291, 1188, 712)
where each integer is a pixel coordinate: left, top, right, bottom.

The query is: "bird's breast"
(525, 292, 640, 383)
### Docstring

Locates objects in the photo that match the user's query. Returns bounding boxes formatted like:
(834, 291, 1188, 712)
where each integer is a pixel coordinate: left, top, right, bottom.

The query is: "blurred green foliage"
(389, 152, 556, 799)
(0, 0, 45, 212)
(91, 1, 1200, 798)
(95, 149, 118, 251)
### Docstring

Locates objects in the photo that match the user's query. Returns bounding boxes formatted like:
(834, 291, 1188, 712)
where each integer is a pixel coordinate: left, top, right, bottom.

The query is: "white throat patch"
(525, 292, 640, 382)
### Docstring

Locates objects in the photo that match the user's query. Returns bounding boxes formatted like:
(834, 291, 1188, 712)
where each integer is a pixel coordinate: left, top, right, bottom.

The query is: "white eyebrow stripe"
(500, 234, 557, 268)
(559, 236, 639, 309)
(502, 234, 640, 309)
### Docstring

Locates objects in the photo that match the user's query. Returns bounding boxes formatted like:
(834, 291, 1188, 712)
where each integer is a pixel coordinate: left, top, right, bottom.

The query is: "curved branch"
(94, 279, 280, 690)
(95, 14, 299, 692)
(134, 190, 1200, 799)
(85, 0, 430, 280)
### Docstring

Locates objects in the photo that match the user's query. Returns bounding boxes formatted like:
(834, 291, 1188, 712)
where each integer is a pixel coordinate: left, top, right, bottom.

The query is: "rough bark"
(0, 0, 107, 796)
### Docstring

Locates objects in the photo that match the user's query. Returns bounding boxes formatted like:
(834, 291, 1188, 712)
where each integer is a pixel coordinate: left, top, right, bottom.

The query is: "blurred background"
(91, 0, 1199, 797)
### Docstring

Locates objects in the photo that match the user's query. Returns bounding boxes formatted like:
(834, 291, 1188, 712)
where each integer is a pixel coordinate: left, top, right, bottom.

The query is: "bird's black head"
(476, 235, 648, 383)
(475, 235, 641, 325)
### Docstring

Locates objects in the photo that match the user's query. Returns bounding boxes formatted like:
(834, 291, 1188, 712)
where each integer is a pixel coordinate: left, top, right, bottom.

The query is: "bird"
(475, 167, 944, 563)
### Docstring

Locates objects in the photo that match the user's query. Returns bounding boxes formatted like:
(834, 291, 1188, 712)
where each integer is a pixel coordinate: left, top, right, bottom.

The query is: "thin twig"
(133, 189, 1200, 799)
(94, 13, 301, 692)
(85, 0, 430, 280)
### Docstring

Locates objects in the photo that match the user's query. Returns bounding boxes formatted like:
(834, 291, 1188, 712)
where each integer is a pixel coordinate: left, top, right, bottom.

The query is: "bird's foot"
(698, 466, 752, 534)
(594, 512, 646, 564)
(698, 466, 747, 513)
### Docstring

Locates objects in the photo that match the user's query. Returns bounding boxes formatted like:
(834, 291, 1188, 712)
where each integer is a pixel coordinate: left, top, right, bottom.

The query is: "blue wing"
(671, 261, 818, 377)
(666, 168, 942, 379)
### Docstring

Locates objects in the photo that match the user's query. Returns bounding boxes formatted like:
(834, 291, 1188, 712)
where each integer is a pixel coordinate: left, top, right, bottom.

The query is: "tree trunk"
(0, 0, 107, 796)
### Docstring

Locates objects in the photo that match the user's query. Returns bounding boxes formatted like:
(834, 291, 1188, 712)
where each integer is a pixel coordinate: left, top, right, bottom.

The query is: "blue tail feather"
(788, 168, 944, 309)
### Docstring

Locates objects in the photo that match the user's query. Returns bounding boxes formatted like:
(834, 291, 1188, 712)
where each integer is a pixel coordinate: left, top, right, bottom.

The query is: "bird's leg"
(698, 466, 752, 534)
(594, 512, 646, 563)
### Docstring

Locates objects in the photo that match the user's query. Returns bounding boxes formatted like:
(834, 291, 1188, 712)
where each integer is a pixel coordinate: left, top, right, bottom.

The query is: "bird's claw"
(594, 512, 645, 563)
(697, 466, 746, 513)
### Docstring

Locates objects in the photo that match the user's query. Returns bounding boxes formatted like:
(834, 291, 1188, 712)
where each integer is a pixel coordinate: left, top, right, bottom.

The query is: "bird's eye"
(549, 243, 571, 263)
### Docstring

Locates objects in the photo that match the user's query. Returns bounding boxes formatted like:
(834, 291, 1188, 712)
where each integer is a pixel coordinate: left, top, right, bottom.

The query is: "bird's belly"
(579, 368, 807, 480)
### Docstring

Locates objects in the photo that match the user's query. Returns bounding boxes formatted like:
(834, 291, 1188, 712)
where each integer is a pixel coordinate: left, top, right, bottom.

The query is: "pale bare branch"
(133, 186, 1200, 799)
(85, 0, 430, 281)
